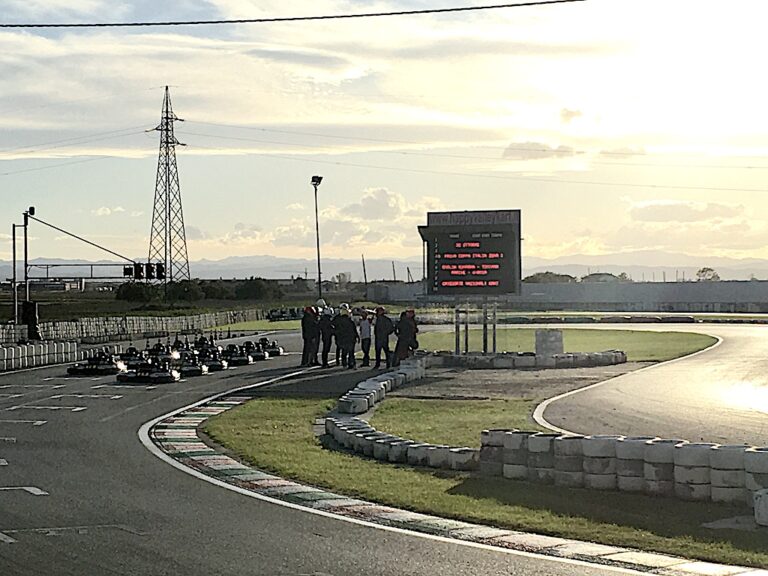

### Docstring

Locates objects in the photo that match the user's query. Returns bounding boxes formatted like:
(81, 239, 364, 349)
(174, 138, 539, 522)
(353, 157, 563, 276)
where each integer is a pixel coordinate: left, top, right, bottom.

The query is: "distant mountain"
(1, 250, 766, 282)
(524, 251, 768, 281)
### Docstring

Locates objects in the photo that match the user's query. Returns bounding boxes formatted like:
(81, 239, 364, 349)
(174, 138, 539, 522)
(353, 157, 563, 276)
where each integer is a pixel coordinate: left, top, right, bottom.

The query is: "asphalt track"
(0, 331, 633, 576)
(538, 323, 768, 445)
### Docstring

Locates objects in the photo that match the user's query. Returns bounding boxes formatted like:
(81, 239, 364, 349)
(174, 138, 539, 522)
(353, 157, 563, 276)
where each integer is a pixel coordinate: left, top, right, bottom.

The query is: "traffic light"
(133, 262, 144, 280)
(156, 263, 166, 280)
(146, 263, 156, 280)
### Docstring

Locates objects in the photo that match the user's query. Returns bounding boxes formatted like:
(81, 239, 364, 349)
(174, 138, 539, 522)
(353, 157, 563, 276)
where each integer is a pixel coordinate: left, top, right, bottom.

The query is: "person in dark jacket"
(318, 307, 335, 367)
(333, 307, 359, 369)
(300, 306, 320, 367)
(373, 306, 395, 369)
(393, 309, 418, 367)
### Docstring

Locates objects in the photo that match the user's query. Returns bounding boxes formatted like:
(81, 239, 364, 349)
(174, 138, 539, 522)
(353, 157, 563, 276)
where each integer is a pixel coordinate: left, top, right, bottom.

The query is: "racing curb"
(141, 375, 765, 576)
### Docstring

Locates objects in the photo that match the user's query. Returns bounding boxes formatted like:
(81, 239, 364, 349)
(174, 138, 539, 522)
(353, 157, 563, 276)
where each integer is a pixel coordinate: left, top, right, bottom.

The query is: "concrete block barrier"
(584, 473, 617, 490)
(755, 490, 768, 527)
(388, 440, 415, 463)
(481, 429, 512, 448)
(407, 444, 431, 467)
(479, 445, 504, 476)
(616, 436, 656, 492)
(527, 433, 559, 484)
(502, 463, 528, 479)
(515, 354, 536, 368)
(745, 448, 768, 507)
(373, 437, 403, 461)
(427, 445, 451, 468)
(644, 439, 686, 496)
(449, 448, 478, 471)
(673, 442, 716, 501)
(554, 435, 584, 487)
(582, 435, 623, 458)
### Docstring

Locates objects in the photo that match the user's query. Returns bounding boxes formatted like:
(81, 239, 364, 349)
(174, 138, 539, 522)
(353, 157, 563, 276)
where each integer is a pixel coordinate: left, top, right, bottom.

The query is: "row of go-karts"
(66, 336, 284, 384)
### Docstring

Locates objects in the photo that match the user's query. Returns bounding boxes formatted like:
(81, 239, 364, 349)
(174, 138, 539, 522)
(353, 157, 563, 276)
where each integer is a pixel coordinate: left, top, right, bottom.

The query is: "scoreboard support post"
(482, 298, 488, 355)
(463, 306, 469, 355)
(492, 300, 497, 353)
(454, 307, 461, 355)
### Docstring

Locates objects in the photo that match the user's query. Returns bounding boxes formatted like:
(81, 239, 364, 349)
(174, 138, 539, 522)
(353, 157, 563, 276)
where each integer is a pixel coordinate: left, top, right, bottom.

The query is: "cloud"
(629, 200, 744, 223)
(345, 187, 406, 220)
(130, 210, 144, 217)
(90, 205, 126, 217)
(503, 142, 578, 160)
(600, 146, 646, 157)
(185, 225, 207, 240)
(285, 203, 305, 211)
(560, 108, 582, 124)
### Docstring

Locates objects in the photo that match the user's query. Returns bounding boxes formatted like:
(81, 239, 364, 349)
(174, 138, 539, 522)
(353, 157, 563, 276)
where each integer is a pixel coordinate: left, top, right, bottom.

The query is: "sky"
(3, 0, 768, 269)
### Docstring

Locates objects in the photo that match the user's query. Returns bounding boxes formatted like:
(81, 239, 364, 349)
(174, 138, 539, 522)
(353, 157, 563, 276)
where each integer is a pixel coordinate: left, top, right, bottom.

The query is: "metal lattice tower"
(147, 86, 190, 283)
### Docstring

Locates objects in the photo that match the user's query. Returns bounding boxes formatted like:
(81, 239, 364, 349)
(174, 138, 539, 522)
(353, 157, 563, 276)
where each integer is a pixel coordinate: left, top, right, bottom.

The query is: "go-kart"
(116, 360, 180, 384)
(67, 354, 126, 376)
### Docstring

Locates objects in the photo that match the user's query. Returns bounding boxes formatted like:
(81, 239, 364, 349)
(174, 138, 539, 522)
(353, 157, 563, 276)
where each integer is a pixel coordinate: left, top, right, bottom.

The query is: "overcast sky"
(3, 0, 768, 265)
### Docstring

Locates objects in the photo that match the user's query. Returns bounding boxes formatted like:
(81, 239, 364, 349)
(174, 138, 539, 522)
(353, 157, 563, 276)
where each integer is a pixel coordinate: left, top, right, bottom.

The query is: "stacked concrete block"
(710, 444, 750, 504)
(553, 354, 574, 369)
(515, 354, 536, 368)
(388, 440, 416, 463)
(645, 439, 688, 496)
(616, 436, 657, 492)
(745, 447, 768, 509)
(427, 445, 451, 468)
(479, 428, 509, 477)
(755, 490, 768, 527)
(553, 435, 585, 487)
(527, 433, 560, 484)
(373, 437, 404, 461)
(407, 443, 432, 466)
(448, 447, 479, 471)
(583, 435, 623, 490)
(502, 431, 532, 480)
(673, 442, 717, 501)
(535, 329, 564, 356)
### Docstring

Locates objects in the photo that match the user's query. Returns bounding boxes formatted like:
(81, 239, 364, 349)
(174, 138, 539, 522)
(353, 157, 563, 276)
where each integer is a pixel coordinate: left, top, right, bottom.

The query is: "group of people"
(300, 300, 419, 370)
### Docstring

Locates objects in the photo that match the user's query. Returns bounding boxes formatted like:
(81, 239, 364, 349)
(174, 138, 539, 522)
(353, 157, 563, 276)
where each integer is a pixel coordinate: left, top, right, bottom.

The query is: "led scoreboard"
(418, 210, 521, 296)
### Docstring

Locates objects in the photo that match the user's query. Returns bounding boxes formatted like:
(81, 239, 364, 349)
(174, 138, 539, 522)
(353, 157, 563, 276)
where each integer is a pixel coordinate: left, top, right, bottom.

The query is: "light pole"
(23, 207, 34, 302)
(11, 223, 19, 324)
(311, 176, 323, 300)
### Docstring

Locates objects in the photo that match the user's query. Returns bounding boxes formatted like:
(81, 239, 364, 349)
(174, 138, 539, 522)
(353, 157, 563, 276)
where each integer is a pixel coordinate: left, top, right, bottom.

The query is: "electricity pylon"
(147, 86, 190, 283)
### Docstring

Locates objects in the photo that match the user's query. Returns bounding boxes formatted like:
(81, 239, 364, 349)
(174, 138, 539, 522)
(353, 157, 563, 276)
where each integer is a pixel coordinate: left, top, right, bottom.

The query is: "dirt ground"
(388, 362, 654, 401)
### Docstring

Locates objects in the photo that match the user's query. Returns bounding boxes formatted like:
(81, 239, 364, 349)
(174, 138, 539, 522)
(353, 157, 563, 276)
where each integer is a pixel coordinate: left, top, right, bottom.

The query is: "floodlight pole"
(11, 224, 19, 324)
(23, 208, 32, 302)
(312, 176, 323, 300)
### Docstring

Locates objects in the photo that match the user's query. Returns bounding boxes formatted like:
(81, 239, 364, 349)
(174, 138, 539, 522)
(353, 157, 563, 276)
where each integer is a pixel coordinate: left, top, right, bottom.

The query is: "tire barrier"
(644, 439, 687, 497)
(0, 341, 110, 371)
(673, 442, 717, 501)
(0, 308, 267, 345)
(330, 352, 766, 527)
(745, 447, 768, 509)
(583, 435, 623, 491)
(425, 350, 627, 370)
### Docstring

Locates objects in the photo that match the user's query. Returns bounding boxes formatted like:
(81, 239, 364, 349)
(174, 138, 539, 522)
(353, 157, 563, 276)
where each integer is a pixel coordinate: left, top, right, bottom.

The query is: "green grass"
(370, 398, 547, 447)
(205, 398, 768, 568)
(419, 328, 717, 362)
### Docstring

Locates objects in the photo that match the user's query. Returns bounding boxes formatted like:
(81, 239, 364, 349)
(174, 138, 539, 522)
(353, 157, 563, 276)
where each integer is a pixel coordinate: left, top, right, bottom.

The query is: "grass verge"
(418, 328, 717, 362)
(204, 398, 768, 568)
(370, 398, 548, 447)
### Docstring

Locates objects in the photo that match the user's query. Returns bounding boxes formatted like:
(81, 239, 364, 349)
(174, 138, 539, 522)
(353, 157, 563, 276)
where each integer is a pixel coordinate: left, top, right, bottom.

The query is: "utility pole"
(23, 207, 34, 301)
(148, 86, 190, 286)
(392, 261, 397, 282)
(311, 175, 323, 300)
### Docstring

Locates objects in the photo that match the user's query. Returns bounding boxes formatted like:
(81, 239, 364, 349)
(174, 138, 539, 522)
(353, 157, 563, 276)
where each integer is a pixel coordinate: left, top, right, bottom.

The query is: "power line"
(185, 121, 768, 169)
(185, 140, 768, 193)
(0, 1, 584, 28)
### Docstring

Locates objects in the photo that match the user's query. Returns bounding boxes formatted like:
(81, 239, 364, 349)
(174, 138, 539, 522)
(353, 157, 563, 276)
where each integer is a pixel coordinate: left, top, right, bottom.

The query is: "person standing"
(334, 307, 359, 369)
(318, 307, 335, 367)
(300, 305, 319, 367)
(373, 306, 394, 369)
(393, 309, 418, 367)
(358, 310, 372, 367)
